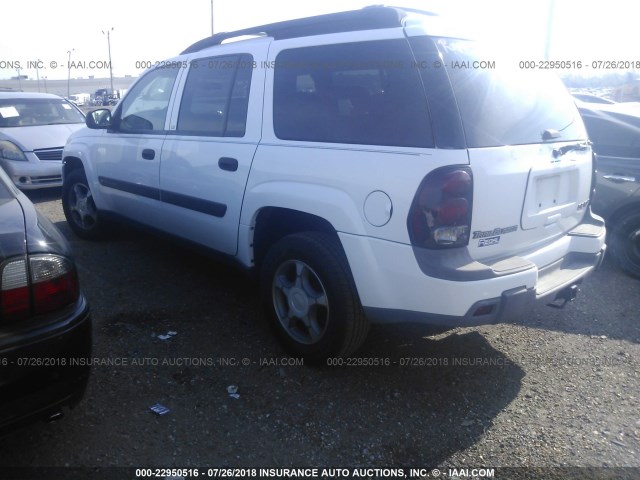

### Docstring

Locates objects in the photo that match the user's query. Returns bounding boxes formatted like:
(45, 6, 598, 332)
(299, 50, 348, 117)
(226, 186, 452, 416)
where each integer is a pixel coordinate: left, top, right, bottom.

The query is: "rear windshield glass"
(0, 98, 85, 127)
(434, 38, 586, 147)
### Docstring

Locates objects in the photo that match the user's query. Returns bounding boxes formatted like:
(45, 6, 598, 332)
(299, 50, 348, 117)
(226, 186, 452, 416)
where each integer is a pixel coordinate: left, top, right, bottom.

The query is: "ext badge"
(473, 225, 518, 247)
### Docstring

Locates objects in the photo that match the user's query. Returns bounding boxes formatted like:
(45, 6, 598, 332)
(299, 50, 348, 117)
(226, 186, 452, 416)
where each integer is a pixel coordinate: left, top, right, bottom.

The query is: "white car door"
(158, 47, 267, 255)
(92, 66, 182, 226)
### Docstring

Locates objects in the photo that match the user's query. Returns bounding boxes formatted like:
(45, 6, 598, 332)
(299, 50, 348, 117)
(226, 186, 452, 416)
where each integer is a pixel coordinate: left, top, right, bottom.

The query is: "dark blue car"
(0, 166, 91, 434)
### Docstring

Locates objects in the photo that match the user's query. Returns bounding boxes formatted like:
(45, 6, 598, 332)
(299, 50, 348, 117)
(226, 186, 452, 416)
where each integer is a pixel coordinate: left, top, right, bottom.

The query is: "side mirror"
(86, 109, 112, 129)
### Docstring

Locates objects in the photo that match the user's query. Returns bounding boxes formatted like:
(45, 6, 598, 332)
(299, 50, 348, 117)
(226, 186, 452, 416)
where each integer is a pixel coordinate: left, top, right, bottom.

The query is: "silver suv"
(62, 6, 606, 361)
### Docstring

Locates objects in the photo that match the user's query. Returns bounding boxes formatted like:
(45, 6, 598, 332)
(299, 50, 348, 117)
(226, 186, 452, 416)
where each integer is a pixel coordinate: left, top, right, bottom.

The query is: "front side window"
(118, 66, 180, 132)
(177, 54, 253, 137)
(0, 98, 84, 127)
(273, 40, 433, 147)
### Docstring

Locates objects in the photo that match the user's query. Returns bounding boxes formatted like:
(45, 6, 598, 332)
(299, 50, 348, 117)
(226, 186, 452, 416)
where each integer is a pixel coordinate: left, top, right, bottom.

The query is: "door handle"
(218, 157, 238, 172)
(142, 149, 155, 160)
(603, 174, 636, 183)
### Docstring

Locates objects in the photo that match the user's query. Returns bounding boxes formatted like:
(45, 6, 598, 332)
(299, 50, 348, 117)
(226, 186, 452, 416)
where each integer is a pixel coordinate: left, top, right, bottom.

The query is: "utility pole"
(210, 0, 214, 35)
(544, 0, 555, 61)
(67, 49, 74, 98)
(103, 28, 115, 93)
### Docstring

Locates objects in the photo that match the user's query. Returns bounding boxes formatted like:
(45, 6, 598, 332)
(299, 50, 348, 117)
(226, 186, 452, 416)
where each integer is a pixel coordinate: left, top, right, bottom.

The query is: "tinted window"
(177, 54, 253, 137)
(433, 38, 586, 147)
(0, 98, 84, 127)
(273, 40, 433, 147)
(581, 110, 640, 158)
(118, 66, 180, 132)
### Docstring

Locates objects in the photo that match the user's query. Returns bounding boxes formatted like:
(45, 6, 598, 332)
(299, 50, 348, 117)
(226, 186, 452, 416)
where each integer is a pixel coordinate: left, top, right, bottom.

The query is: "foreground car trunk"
(0, 172, 91, 434)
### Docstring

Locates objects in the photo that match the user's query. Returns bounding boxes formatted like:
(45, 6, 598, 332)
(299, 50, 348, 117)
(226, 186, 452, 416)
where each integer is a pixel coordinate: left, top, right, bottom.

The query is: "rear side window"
(429, 37, 586, 147)
(273, 40, 434, 147)
(177, 54, 253, 137)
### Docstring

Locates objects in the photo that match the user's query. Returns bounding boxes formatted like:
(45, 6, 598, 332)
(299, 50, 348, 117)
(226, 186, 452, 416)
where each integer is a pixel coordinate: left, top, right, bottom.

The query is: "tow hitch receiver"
(547, 284, 580, 309)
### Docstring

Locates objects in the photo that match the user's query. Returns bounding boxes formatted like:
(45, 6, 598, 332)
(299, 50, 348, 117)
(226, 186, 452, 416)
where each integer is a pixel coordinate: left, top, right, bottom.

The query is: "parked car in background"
(0, 92, 85, 189)
(62, 6, 605, 360)
(578, 101, 640, 277)
(0, 166, 91, 434)
(92, 88, 121, 106)
(68, 93, 91, 107)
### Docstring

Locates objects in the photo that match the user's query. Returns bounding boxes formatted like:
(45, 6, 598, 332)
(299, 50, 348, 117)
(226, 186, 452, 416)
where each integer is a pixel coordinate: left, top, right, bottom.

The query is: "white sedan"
(0, 92, 85, 189)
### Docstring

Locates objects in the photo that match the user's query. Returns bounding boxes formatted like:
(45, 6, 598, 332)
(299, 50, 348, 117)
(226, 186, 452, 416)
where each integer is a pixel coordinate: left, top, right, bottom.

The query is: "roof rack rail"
(181, 5, 436, 55)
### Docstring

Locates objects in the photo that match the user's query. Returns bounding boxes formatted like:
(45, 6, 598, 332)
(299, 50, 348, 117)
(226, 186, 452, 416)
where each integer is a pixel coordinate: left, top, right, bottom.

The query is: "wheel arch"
(62, 155, 84, 180)
(252, 207, 341, 269)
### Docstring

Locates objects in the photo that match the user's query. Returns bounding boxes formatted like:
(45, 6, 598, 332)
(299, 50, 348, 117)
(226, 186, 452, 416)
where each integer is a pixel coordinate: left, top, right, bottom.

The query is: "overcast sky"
(1, 0, 638, 80)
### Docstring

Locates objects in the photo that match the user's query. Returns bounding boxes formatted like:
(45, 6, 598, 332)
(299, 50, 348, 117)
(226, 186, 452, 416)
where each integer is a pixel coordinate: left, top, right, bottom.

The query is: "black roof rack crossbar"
(181, 6, 430, 54)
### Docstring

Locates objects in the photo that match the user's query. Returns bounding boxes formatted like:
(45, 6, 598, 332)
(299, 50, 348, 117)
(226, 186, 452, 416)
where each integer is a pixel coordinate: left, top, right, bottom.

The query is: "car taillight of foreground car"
(1, 254, 79, 322)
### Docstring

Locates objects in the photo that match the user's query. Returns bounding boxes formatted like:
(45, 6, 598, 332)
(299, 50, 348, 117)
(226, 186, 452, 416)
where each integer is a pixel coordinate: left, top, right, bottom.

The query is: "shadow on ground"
(0, 221, 525, 468)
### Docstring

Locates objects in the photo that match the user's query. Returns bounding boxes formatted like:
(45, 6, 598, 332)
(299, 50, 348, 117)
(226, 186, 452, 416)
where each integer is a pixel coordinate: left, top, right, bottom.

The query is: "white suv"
(62, 6, 606, 361)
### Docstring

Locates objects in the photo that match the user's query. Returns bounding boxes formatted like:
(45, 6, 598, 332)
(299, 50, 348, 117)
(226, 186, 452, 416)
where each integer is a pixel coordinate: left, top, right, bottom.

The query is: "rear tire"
(62, 169, 108, 240)
(260, 232, 369, 363)
(610, 211, 640, 278)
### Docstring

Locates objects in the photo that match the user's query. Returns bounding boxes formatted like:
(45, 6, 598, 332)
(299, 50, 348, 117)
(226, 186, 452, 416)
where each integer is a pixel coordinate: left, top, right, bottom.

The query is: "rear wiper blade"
(552, 141, 591, 158)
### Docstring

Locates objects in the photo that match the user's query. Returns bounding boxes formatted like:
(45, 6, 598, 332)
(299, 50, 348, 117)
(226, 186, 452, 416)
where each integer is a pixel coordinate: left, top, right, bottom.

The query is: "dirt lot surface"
(1, 188, 639, 480)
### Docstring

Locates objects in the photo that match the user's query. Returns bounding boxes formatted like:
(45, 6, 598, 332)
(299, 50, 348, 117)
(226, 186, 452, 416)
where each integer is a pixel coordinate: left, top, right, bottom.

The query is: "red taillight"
(1, 258, 30, 322)
(2, 286, 31, 322)
(31, 255, 79, 315)
(408, 166, 473, 249)
(1, 254, 79, 322)
(437, 197, 469, 225)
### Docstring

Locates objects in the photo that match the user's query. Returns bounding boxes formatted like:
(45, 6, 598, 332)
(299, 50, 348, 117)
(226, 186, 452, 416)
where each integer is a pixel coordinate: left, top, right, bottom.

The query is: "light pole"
(43, 76, 48, 93)
(35, 60, 41, 92)
(67, 49, 74, 99)
(544, 0, 555, 61)
(16, 68, 22, 91)
(102, 28, 114, 93)
(210, 0, 214, 35)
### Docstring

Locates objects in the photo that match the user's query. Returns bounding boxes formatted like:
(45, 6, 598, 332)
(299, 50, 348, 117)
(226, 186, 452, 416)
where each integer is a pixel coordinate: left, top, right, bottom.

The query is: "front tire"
(610, 211, 640, 278)
(260, 232, 369, 362)
(62, 169, 108, 240)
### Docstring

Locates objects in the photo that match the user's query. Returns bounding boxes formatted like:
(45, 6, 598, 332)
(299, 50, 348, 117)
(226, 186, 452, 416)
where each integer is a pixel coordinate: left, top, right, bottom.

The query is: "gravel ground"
(1, 188, 638, 480)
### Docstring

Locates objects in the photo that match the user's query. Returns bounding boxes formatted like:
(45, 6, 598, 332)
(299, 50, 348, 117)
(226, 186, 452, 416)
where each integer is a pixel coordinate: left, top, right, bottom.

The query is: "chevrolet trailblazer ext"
(61, 6, 606, 361)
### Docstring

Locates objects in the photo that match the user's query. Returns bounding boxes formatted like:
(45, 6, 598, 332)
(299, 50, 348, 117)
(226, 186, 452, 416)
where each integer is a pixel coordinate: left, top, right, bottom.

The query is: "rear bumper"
(0, 296, 92, 435)
(341, 211, 606, 328)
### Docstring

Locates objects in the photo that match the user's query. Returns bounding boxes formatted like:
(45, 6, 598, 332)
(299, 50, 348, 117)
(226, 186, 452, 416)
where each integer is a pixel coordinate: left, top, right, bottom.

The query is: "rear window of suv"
(416, 37, 586, 148)
(273, 39, 434, 148)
